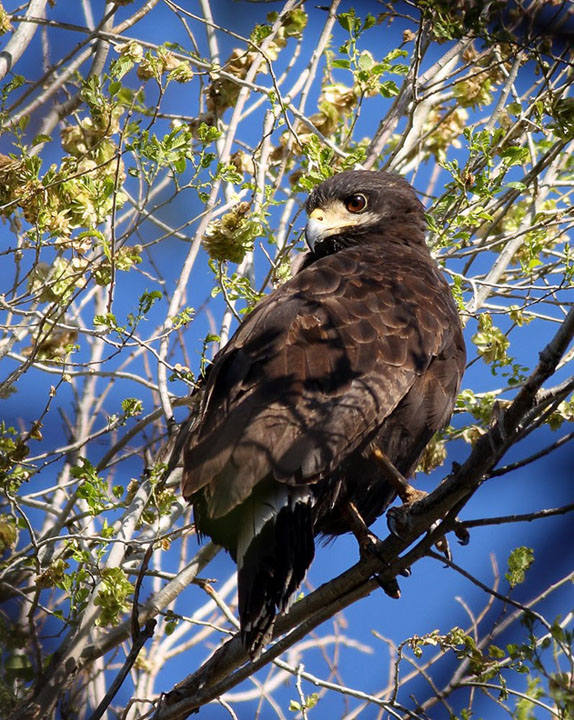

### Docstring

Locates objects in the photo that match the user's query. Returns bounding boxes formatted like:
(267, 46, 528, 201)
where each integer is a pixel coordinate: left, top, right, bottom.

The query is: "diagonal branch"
(0, 0, 48, 81)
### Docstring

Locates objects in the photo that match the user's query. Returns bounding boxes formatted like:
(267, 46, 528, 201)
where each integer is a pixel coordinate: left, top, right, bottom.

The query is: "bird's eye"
(345, 194, 367, 213)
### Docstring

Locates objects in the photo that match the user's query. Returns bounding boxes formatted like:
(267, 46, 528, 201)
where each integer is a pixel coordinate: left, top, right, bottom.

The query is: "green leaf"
(489, 644, 506, 659)
(337, 10, 355, 32)
(110, 54, 135, 80)
(197, 123, 221, 144)
(306, 693, 319, 709)
(363, 13, 376, 31)
(392, 63, 409, 75)
(358, 53, 373, 70)
(95, 567, 134, 627)
(121, 397, 143, 417)
(31, 134, 51, 146)
(138, 290, 162, 315)
(385, 48, 408, 61)
(173, 156, 186, 174)
(94, 313, 117, 328)
(332, 58, 351, 69)
(500, 145, 529, 166)
(505, 547, 535, 588)
(379, 80, 399, 97)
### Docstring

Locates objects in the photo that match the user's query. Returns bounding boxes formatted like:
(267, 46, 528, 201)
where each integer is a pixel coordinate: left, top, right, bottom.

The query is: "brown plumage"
(182, 171, 466, 656)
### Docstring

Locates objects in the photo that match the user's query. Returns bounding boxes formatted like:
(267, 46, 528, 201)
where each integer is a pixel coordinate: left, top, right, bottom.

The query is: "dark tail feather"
(238, 496, 314, 658)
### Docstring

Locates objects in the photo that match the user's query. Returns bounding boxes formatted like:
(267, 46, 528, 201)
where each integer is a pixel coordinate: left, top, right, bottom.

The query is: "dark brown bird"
(182, 171, 466, 657)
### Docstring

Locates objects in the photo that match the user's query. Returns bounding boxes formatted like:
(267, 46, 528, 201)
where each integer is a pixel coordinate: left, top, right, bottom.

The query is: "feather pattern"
(182, 171, 466, 656)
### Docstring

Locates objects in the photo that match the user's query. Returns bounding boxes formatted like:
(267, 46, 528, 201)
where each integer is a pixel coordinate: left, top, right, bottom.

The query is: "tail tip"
(241, 616, 275, 660)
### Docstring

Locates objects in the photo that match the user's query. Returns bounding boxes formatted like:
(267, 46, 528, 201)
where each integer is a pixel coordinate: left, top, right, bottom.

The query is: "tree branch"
(0, 0, 48, 81)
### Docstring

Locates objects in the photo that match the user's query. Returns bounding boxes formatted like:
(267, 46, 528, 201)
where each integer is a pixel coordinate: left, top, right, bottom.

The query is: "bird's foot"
(431, 516, 469, 554)
(454, 521, 470, 546)
(343, 500, 408, 598)
(343, 500, 387, 562)
(356, 527, 386, 562)
(373, 561, 411, 599)
(356, 524, 415, 598)
(386, 487, 428, 539)
(375, 575, 401, 598)
(343, 499, 416, 598)
(387, 502, 470, 565)
(432, 519, 471, 564)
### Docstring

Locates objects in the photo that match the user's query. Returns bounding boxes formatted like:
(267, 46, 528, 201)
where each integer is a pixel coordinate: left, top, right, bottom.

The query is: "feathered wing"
(184, 244, 454, 502)
(182, 237, 464, 655)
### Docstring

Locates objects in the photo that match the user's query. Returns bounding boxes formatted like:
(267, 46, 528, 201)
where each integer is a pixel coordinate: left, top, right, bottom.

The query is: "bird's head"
(304, 170, 427, 257)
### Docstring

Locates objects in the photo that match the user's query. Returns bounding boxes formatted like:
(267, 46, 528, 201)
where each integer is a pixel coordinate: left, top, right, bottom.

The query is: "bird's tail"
(236, 485, 314, 658)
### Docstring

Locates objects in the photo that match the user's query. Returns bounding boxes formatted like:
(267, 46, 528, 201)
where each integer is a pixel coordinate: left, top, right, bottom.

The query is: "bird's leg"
(342, 500, 403, 599)
(371, 447, 469, 551)
(343, 500, 384, 560)
(371, 447, 427, 505)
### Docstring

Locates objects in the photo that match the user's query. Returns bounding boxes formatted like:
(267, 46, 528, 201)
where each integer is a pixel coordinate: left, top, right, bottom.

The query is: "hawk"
(182, 171, 466, 657)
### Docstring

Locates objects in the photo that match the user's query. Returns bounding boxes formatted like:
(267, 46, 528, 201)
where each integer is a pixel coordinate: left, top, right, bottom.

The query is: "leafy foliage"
(505, 547, 535, 589)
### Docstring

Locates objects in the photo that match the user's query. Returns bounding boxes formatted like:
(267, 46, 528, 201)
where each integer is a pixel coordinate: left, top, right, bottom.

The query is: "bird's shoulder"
(199, 241, 461, 423)
(235, 241, 457, 354)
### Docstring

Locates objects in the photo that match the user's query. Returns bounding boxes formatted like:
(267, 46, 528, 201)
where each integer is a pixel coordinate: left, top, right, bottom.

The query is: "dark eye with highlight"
(345, 193, 367, 213)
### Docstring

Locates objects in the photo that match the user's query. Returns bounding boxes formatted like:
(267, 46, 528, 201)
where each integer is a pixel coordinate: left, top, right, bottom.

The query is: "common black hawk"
(182, 170, 466, 657)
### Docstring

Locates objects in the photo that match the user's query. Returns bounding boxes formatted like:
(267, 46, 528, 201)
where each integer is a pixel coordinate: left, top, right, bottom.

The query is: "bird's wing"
(182, 241, 461, 518)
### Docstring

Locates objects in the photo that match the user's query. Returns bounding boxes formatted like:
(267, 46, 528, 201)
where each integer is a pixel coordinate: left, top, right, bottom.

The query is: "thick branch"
(0, 0, 48, 80)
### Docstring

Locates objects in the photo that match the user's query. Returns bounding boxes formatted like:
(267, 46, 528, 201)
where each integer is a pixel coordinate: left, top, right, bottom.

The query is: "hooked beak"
(305, 206, 346, 251)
